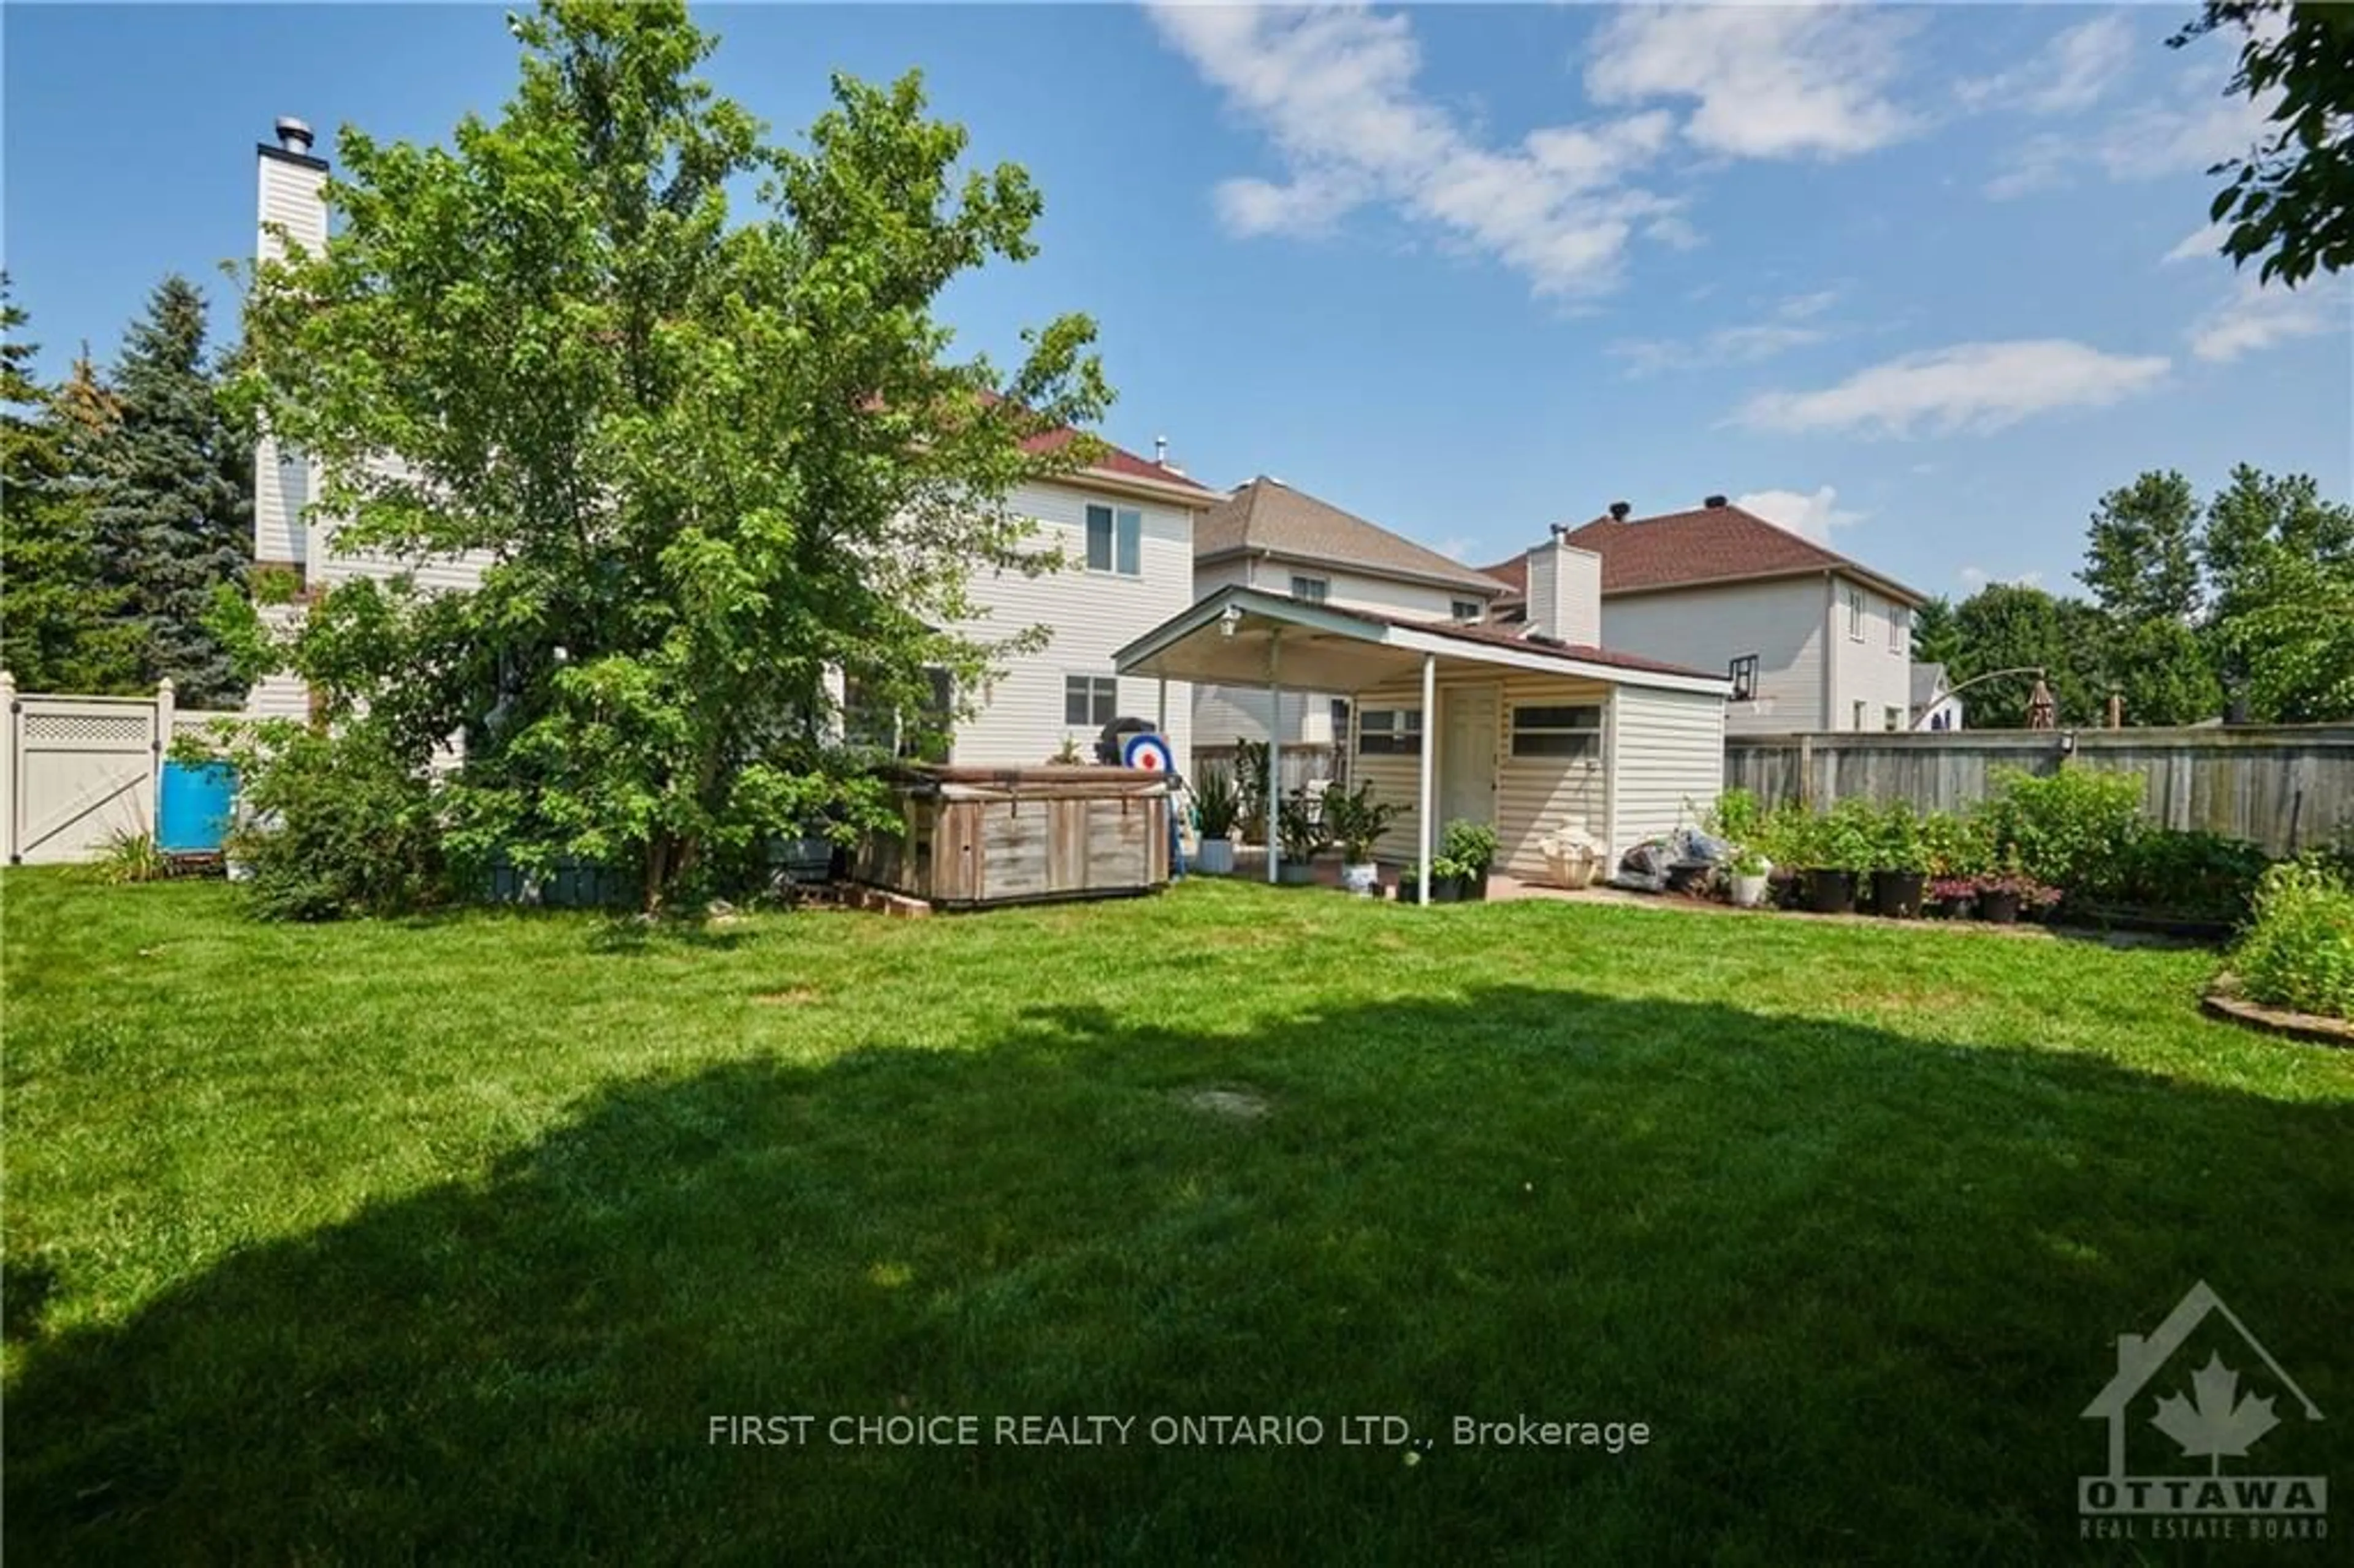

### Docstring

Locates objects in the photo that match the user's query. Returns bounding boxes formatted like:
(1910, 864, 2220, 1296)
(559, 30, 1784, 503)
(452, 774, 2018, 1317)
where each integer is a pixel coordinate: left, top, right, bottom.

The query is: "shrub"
(1921, 810, 1992, 881)
(1978, 766, 2144, 891)
(2229, 859, 2354, 1019)
(1705, 787, 1763, 843)
(1874, 801, 1930, 874)
(1750, 802, 1817, 870)
(2095, 830, 2272, 924)
(228, 721, 448, 921)
(1321, 782, 1398, 863)
(91, 831, 171, 885)
(1441, 819, 1499, 876)
(1818, 799, 1881, 873)
(1192, 767, 1241, 839)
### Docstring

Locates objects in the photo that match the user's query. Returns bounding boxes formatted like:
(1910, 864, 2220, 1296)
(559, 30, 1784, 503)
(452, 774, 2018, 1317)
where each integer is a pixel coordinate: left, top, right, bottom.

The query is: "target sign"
(1121, 733, 1175, 773)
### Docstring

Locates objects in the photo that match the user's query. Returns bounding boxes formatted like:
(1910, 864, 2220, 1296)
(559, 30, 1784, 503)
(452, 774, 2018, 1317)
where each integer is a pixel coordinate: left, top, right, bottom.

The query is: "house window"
(1290, 574, 1329, 604)
(1357, 707, 1422, 756)
(1846, 587, 1865, 641)
(1853, 700, 1867, 731)
(1084, 504, 1143, 576)
(1451, 599, 1484, 623)
(1884, 706, 1903, 732)
(1330, 698, 1351, 740)
(1064, 674, 1119, 727)
(844, 668, 955, 761)
(1728, 654, 1759, 702)
(1511, 703, 1601, 759)
(1889, 605, 1906, 653)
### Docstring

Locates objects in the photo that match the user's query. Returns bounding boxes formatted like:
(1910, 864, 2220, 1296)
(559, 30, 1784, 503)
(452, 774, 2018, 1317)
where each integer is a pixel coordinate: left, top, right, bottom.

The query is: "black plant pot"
(1871, 870, 1926, 919)
(1802, 869, 1856, 915)
(1458, 870, 1490, 902)
(1977, 889, 2022, 924)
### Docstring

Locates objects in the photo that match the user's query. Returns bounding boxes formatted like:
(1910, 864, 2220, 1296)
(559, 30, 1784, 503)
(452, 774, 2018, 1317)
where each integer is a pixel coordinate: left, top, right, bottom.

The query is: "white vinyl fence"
(1, 674, 226, 865)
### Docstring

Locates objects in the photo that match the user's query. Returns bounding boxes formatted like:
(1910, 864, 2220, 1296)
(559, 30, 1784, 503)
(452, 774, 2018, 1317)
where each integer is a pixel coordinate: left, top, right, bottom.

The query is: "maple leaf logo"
(2149, 1352, 2282, 1474)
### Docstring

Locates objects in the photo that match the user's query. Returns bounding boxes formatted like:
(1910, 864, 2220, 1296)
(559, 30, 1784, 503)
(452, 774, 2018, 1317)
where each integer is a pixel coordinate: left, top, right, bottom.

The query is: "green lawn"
(5, 871, 2349, 1562)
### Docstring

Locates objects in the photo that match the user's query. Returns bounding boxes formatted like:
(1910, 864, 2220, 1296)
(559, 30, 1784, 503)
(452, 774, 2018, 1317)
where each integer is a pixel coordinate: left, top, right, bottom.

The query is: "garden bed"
(2203, 975, 2354, 1047)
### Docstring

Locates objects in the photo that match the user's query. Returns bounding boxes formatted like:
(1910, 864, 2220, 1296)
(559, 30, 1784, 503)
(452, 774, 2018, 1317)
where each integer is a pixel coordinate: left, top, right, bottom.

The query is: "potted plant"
(1973, 859, 2059, 924)
(1322, 782, 1398, 896)
(1400, 859, 1461, 903)
(1232, 740, 1270, 846)
(1870, 802, 1929, 919)
(1441, 820, 1499, 902)
(1276, 791, 1322, 885)
(1192, 766, 1241, 875)
(1794, 805, 1867, 915)
(1728, 846, 1772, 908)
(1926, 876, 1978, 918)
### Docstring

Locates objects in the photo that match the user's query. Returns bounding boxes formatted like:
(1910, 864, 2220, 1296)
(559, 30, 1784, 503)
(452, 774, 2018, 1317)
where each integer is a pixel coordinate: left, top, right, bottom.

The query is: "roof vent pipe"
(1154, 435, 1168, 466)
(1704, 493, 1728, 508)
(275, 116, 315, 156)
(1608, 500, 1632, 521)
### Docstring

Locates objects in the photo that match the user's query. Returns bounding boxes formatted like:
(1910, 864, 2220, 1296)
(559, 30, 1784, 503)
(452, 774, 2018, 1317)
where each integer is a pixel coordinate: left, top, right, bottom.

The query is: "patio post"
(1417, 650, 1435, 905)
(1267, 630, 1282, 883)
(1156, 677, 1167, 737)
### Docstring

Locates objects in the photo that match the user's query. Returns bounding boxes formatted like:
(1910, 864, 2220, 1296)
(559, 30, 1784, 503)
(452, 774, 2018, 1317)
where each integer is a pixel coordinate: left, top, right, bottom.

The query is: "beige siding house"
(1190, 478, 1510, 753)
(243, 116, 1215, 767)
(1486, 500, 1924, 735)
(1121, 533, 1728, 894)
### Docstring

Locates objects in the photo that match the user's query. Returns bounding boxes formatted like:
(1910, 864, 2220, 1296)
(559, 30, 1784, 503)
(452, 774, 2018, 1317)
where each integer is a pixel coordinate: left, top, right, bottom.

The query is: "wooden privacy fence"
(1724, 726, 2354, 857)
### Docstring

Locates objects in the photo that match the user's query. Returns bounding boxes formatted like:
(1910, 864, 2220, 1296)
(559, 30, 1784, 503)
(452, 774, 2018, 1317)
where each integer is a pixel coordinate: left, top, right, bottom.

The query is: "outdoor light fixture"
(1219, 603, 1244, 639)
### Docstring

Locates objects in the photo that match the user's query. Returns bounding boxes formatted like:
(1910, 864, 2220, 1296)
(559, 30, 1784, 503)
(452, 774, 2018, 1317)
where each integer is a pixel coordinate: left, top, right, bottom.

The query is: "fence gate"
(2, 676, 175, 865)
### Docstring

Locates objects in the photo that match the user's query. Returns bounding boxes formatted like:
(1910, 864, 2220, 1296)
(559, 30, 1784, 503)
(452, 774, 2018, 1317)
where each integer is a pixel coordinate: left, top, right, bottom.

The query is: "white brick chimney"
(254, 116, 329, 576)
(1523, 531, 1602, 645)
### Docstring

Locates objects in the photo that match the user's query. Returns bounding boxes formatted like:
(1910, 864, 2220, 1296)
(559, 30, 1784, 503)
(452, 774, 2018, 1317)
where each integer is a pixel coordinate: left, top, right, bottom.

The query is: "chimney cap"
(1607, 500, 1632, 521)
(274, 116, 315, 155)
(1704, 493, 1729, 509)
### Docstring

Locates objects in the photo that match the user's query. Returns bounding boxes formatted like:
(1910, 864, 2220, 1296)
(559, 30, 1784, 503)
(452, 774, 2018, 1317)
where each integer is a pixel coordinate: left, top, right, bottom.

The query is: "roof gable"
(1199, 478, 1510, 596)
(1481, 503, 1924, 604)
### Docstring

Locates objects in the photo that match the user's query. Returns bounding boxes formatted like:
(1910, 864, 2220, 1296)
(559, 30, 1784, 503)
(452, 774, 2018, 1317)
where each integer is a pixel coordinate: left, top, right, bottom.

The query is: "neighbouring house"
(243, 116, 1216, 770)
(1484, 498, 1926, 735)
(1119, 530, 1727, 893)
(1189, 477, 1510, 773)
(1911, 663, 1965, 731)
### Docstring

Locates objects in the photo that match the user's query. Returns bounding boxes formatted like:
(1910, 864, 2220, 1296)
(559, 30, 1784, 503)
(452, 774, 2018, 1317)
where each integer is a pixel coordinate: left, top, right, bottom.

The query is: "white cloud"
(1982, 132, 2073, 200)
(2163, 221, 2228, 264)
(1959, 566, 2044, 590)
(1149, 6, 1681, 295)
(1735, 486, 1865, 544)
(2188, 276, 2349, 362)
(1430, 536, 1474, 563)
(1989, 55, 2275, 199)
(1738, 340, 2171, 436)
(1956, 13, 2138, 116)
(1585, 6, 1920, 159)
(1612, 289, 1840, 375)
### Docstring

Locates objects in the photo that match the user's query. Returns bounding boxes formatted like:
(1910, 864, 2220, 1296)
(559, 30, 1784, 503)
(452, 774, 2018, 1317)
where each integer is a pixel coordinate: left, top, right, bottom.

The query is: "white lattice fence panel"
(9, 696, 161, 864)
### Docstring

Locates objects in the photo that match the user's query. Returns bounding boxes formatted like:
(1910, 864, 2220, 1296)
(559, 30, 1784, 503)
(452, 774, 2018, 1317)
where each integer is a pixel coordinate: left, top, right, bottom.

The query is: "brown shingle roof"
(1479, 502, 1924, 604)
(1198, 478, 1510, 595)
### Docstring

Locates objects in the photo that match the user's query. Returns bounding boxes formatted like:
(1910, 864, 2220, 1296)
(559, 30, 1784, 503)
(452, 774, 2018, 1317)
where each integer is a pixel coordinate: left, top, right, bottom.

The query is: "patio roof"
(1113, 585, 1729, 697)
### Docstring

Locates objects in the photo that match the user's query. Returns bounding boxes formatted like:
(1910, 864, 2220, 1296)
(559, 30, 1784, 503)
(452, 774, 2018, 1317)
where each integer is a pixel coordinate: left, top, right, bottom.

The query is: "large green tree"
(2202, 463, 2354, 719)
(1908, 595, 1962, 667)
(88, 275, 253, 707)
(0, 281, 139, 693)
(1947, 583, 2112, 727)
(2079, 470, 2203, 623)
(2175, 1, 2354, 286)
(236, 1, 1111, 909)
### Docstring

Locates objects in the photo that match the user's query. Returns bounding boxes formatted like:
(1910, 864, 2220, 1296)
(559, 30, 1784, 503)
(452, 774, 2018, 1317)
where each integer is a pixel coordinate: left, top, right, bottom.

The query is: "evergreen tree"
(88, 275, 253, 707)
(0, 280, 139, 691)
(2079, 470, 2202, 623)
(1908, 595, 1962, 667)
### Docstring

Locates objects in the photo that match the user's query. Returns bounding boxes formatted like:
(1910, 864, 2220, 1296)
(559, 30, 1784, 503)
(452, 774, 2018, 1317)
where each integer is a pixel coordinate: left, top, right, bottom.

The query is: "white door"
(1439, 687, 1498, 829)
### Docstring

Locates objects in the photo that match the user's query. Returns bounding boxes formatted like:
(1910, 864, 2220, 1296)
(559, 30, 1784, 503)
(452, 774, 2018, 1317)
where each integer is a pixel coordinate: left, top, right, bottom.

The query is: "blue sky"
(6, 3, 2347, 602)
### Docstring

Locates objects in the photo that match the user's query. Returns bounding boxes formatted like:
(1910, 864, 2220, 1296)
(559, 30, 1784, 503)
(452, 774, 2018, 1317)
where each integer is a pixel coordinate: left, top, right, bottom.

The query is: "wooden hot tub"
(854, 766, 1171, 908)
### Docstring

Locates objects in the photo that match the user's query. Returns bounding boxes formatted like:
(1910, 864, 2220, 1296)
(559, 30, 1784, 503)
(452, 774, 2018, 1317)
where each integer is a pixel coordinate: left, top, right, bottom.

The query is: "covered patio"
(1115, 585, 1729, 905)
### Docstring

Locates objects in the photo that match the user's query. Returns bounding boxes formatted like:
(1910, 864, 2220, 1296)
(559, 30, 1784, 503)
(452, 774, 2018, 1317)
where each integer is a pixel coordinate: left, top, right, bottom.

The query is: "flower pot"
(1870, 870, 1926, 919)
(1457, 870, 1490, 902)
(1730, 872, 1770, 908)
(1340, 862, 1380, 896)
(1976, 889, 2022, 924)
(1195, 837, 1236, 875)
(1802, 869, 1856, 915)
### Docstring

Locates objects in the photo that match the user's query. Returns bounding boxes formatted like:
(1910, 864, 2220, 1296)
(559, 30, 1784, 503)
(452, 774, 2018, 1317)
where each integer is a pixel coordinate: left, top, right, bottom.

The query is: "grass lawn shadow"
(6, 983, 2348, 1563)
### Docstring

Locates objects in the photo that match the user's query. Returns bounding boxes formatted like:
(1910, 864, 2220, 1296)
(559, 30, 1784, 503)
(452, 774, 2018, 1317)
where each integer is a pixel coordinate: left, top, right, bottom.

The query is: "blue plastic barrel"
(158, 761, 238, 853)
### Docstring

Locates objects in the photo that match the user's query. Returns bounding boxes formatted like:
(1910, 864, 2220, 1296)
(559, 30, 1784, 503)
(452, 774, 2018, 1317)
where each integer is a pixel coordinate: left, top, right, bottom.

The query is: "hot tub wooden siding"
(855, 766, 1170, 908)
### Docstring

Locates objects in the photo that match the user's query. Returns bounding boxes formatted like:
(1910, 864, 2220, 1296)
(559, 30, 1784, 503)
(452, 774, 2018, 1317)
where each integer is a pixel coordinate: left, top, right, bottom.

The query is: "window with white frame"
(1290, 574, 1329, 604)
(1853, 699, 1867, 731)
(1512, 703, 1601, 759)
(1889, 604, 1906, 653)
(1884, 706, 1903, 732)
(1064, 674, 1119, 727)
(1846, 586, 1865, 641)
(1451, 599, 1484, 623)
(1728, 654, 1759, 702)
(1357, 707, 1422, 755)
(1084, 504, 1143, 576)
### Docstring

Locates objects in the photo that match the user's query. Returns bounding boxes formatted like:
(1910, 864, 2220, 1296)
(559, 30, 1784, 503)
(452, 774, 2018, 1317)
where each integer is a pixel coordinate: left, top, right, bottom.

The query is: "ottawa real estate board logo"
(2079, 1281, 2328, 1542)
